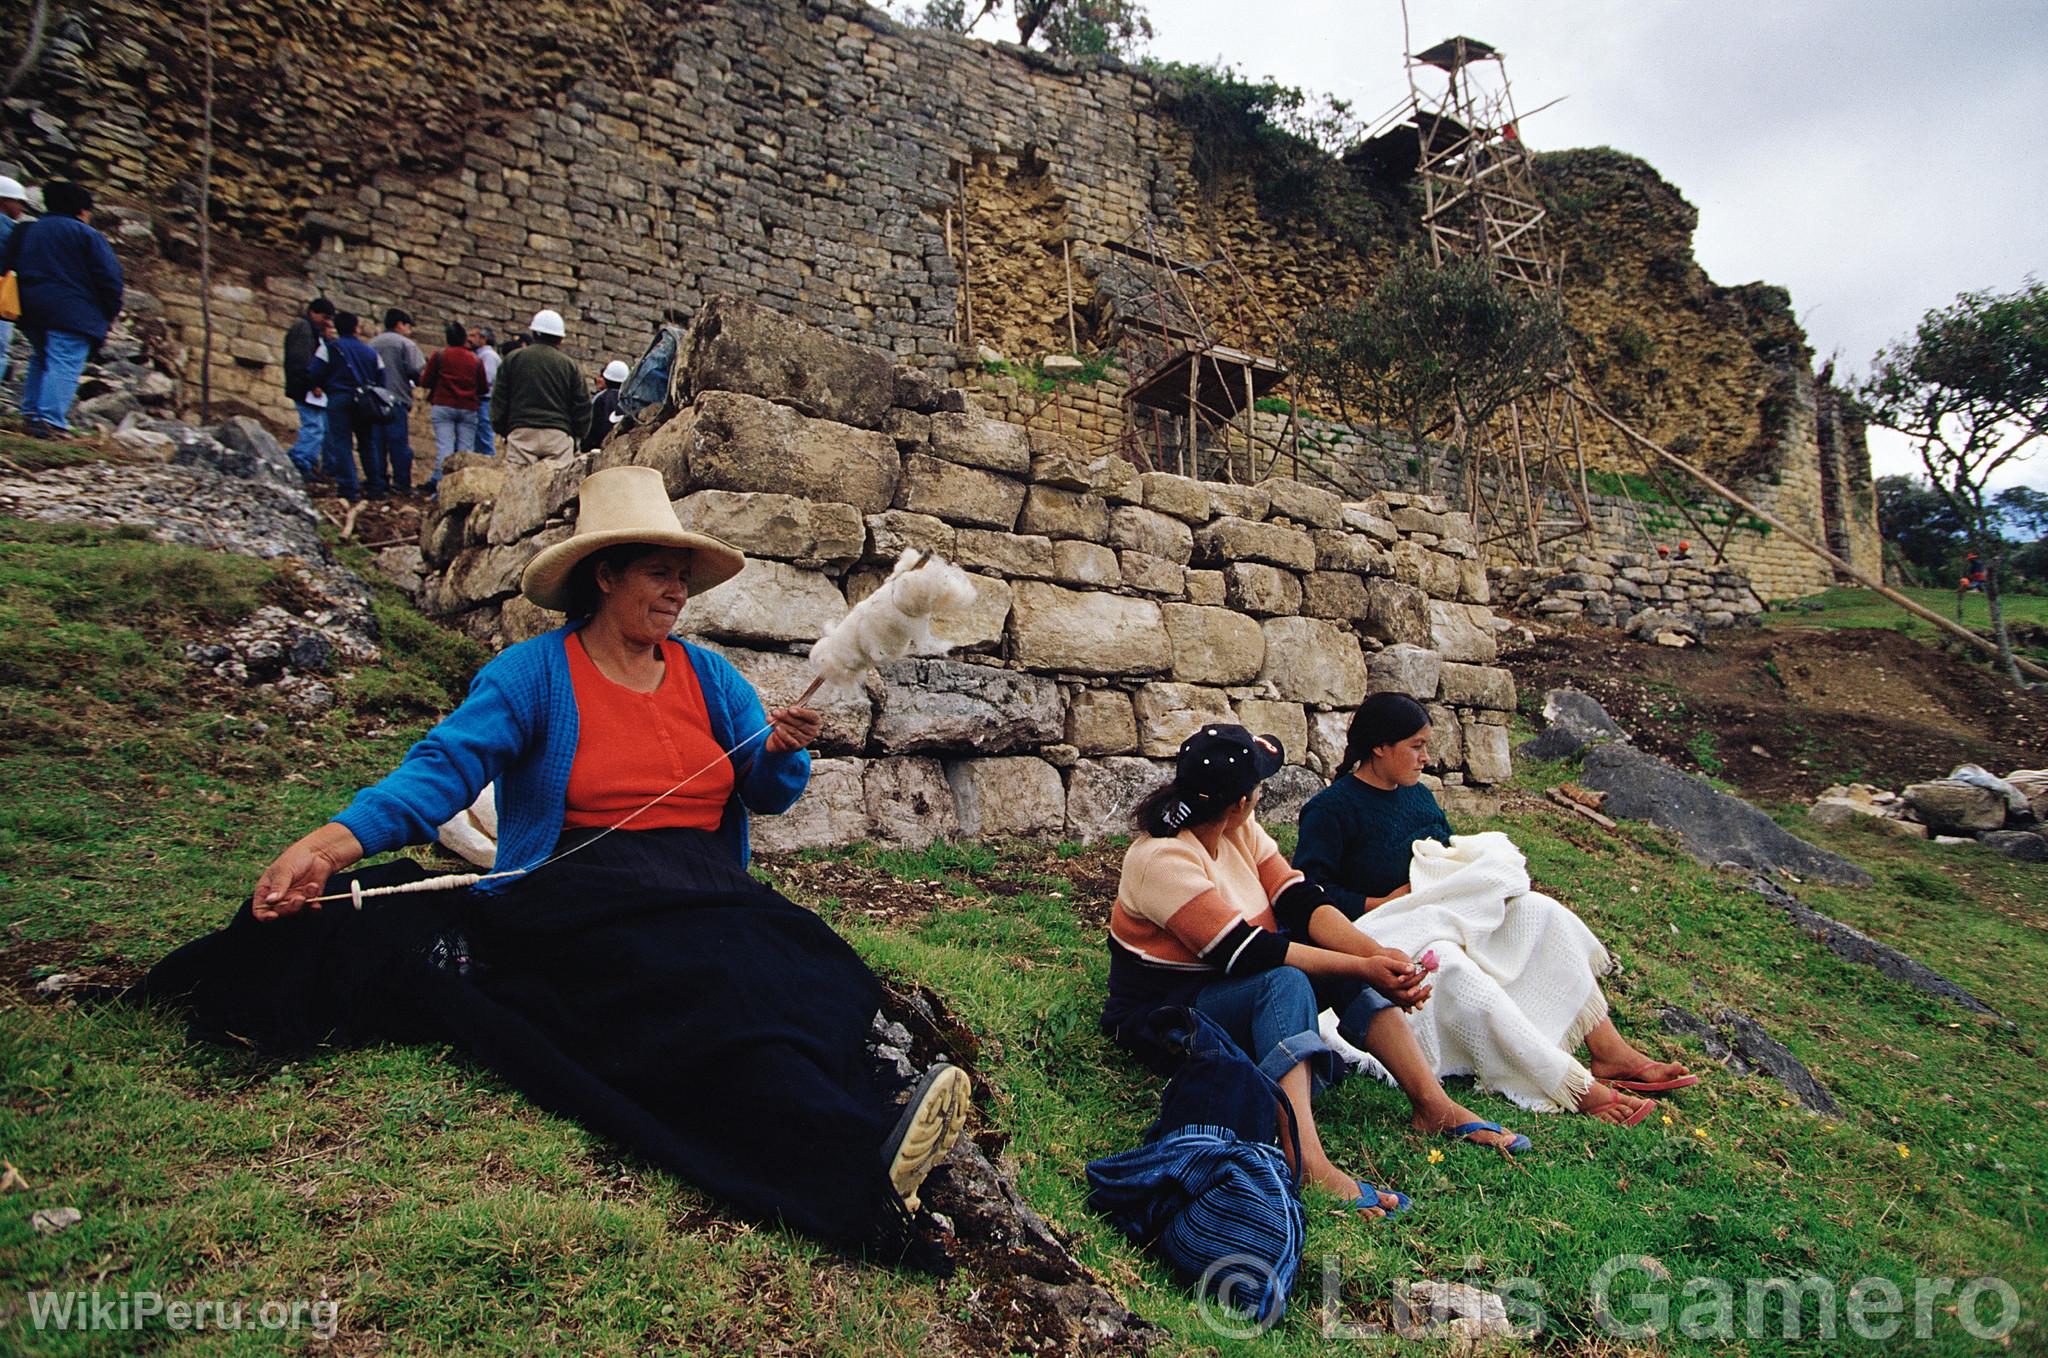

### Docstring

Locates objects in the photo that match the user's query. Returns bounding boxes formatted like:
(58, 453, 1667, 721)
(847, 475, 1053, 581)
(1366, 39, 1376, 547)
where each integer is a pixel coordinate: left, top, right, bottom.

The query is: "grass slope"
(2, 520, 2042, 1354)
(1763, 585, 2048, 664)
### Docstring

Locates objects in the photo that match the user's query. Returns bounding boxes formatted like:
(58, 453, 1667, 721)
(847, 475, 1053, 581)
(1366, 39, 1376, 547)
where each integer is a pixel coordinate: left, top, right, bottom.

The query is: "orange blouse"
(563, 634, 734, 831)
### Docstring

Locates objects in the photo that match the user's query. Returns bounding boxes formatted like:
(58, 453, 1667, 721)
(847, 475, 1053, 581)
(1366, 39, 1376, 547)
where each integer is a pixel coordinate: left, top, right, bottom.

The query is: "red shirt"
(563, 635, 734, 832)
(421, 345, 488, 411)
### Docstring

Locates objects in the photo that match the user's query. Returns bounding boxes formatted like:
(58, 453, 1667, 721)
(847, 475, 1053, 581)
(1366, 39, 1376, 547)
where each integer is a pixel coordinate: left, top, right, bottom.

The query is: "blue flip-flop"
(1354, 1180, 1412, 1219)
(1444, 1120, 1531, 1155)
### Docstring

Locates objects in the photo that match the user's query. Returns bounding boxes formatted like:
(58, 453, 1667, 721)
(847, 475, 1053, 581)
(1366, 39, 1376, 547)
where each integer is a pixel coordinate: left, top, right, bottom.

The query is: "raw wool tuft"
(807, 549, 978, 696)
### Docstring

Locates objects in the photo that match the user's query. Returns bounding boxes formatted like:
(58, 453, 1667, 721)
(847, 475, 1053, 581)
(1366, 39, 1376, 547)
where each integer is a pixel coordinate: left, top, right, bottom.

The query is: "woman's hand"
(764, 705, 822, 755)
(1364, 882, 1413, 911)
(251, 823, 365, 922)
(1360, 953, 1432, 1010)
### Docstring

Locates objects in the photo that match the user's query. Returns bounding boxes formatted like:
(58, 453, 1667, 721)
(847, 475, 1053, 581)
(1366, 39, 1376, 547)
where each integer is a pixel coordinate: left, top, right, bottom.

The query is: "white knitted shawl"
(1320, 830, 1611, 1113)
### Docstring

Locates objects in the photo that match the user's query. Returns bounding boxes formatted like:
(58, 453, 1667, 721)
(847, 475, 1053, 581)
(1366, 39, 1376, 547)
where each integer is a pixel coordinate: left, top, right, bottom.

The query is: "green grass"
(1763, 585, 2048, 661)
(3, 520, 2044, 1354)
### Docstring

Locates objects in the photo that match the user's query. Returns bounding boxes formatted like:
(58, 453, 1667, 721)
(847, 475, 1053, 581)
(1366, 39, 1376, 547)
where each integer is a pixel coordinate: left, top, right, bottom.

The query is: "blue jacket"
(0, 214, 124, 341)
(304, 336, 383, 397)
(334, 624, 811, 886)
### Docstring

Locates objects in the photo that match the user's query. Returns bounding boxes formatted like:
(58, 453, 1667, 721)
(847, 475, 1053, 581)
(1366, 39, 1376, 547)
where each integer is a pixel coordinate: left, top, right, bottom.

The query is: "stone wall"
(417, 298, 1517, 849)
(1493, 551, 1763, 639)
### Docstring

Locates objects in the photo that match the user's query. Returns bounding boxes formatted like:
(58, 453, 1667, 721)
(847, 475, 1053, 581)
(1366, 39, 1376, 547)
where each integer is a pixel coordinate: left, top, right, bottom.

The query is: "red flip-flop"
(1607, 1071, 1699, 1094)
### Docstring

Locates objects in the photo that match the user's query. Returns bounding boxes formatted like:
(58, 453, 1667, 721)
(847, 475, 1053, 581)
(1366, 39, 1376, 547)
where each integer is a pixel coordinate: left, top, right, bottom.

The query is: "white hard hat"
(529, 308, 566, 338)
(0, 177, 25, 201)
(602, 360, 630, 384)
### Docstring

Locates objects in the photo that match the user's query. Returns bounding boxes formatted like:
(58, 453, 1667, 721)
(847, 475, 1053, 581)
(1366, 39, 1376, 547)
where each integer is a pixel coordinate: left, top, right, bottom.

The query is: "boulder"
(895, 453, 1027, 529)
(1133, 682, 1236, 756)
(1161, 603, 1265, 686)
(689, 639, 873, 752)
(1009, 583, 1170, 676)
(1361, 579, 1431, 646)
(1437, 662, 1516, 712)
(1978, 829, 2048, 863)
(203, 415, 299, 491)
(1746, 876, 2002, 1021)
(890, 365, 946, 414)
(1517, 689, 1630, 761)
(1902, 780, 2008, 835)
(682, 558, 846, 646)
(1428, 600, 1500, 663)
(1017, 484, 1111, 541)
(863, 757, 961, 847)
(1066, 756, 1173, 842)
(1109, 505, 1194, 563)
(1136, 471, 1214, 524)
(870, 658, 1062, 754)
(1192, 517, 1316, 572)
(1233, 699, 1308, 765)
(1658, 1005, 1841, 1117)
(1066, 688, 1138, 755)
(674, 489, 865, 568)
(945, 757, 1066, 838)
(1224, 562, 1303, 616)
(1581, 744, 1872, 885)
(488, 456, 586, 546)
(679, 390, 901, 514)
(1461, 719, 1512, 785)
(751, 758, 870, 853)
(1257, 617, 1367, 706)
(436, 460, 507, 511)
(927, 410, 1033, 474)
(1259, 478, 1342, 528)
(1259, 765, 1325, 827)
(683, 295, 896, 429)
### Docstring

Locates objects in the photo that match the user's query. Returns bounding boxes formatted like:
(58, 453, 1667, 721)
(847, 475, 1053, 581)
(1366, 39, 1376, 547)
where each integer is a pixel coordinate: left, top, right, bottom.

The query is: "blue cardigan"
(334, 625, 810, 887)
(0, 214, 125, 341)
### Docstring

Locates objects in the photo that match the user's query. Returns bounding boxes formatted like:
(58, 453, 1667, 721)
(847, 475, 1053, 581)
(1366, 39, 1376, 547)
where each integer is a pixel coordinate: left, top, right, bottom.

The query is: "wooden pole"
(957, 165, 974, 350)
(197, 0, 215, 422)
(1587, 398, 2048, 682)
(1063, 240, 1078, 353)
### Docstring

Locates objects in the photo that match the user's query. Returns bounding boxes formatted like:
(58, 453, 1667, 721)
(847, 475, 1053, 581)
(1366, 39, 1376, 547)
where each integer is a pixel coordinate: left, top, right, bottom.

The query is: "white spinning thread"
(309, 553, 977, 908)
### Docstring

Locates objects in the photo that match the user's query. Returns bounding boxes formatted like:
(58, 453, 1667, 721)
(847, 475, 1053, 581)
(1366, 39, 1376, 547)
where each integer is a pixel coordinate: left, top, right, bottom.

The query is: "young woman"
(1102, 725, 1530, 1220)
(1294, 694, 1697, 1126)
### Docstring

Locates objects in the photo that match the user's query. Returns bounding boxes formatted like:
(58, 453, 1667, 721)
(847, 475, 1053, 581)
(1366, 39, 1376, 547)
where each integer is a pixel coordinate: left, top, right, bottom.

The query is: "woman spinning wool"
(1293, 694, 1697, 1126)
(143, 466, 971, 1268)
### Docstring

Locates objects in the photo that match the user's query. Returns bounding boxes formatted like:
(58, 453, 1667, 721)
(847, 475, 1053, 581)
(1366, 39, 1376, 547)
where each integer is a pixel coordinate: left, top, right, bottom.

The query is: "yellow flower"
(1661, 1114, 1673, 1126)
(1897, 1144, 1911, 1159)
(1693, 1127, 1708, 1139)
(1427, 1148, 1445, 1164)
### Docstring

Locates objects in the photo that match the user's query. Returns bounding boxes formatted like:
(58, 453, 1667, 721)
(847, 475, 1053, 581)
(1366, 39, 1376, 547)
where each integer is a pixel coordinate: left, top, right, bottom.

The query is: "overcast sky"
(958, 1, 2048, 490)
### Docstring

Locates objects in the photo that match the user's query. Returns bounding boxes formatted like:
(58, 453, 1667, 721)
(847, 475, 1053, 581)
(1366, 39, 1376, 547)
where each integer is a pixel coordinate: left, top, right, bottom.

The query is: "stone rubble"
(1809, 767, 2047, 860)
(1494, 550, 1764, 645)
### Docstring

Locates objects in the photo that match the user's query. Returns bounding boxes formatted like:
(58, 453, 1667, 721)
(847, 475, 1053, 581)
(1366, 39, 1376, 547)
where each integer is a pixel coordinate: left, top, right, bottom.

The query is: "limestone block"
(1457, 556, 1491, 604)
(1902, 780, 2007, 835)
(895, 453, 1027, 529)
(1462, 719, 1513, 785)
(927, 410, 1033, 474)
(1303, 571, 1369, 622)
(1425, 704, 1464, 770)
(1258, 618, 1367, 707)
(1308, 709, 1351, 777)
(879, 408, 932, 453)
(1417, 551, 1462, 601)
(1259, 765, 1325, 827)
(684, 391, 901, 514)
(1053, 539, 1122, 587)
(1067, 688, 1138, 755)
(1341, 503, 1400, 546)
(674, 489, 864, 568)
(1134, 682, 1236, 756)
(1193, 517, 1316, 572)
(1233, 699, 1308, 765)
(1368, 643, 1442, 699)
(1066, 756, 1173, 843)
(1311, 530, 1386, 575)
(1437, 785, 1501, 821)
(1120, 551, 1187, 596)
(1428, 601, 1501, 663)
(891, 366, 946, 414)
(1209, 484, 1271, 521)
(1110, 504, 1195, 563)
(1009, 582, 1170, 676)
(864, 757, 961, 847)
(1184, 570, 1226, 606)
(438, 461, 506, 511)
(871, 658, 1062, 754)
(1225, 562, 1303, 616)
(933, 573, 1012, 652)
(683, 558, 846, 645)
(864, 510, 959, 562)
(955, 528, 1055, 578)
(1031, 447, 1137, 500)
(946, 757, 1066, 838)
(1018, 485, 1110, 540)
(498, 595, 562, 647)
(1438, 662, 1516, 712)
(1161, 603, 1266, 685)
(1138, 471, 1214, 523)
(443, 542, 525, 607)
(1260, 478, 1342, 528)
(684, 295, 895, 430)
(1392, 505, 1461, 539)
(688, 638, 873, 752)
(1362, 579, 1431, 646)
(751, 758, 870, 853)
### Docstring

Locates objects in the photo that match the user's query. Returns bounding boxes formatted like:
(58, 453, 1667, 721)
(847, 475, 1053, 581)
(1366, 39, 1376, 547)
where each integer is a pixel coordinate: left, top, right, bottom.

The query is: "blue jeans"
(288, 399, 326, 473)
(429, 405, 479, 477)
(21, 328, 94, 430)
(0, 318, 16, 384)
(321, 399, 367, 498)
(366, 406, 413, 497)
(1193, 966, 1393, 1090)
(476, 413, 495, 456)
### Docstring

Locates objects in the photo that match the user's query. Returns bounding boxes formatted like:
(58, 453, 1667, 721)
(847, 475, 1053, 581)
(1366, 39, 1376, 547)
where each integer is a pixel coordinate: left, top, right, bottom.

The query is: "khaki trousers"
(501, 426, 578, 467)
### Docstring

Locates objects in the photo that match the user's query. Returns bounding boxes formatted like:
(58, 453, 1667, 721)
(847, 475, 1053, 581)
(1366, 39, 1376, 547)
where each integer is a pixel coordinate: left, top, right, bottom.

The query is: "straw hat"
(520, 466, 745, 611)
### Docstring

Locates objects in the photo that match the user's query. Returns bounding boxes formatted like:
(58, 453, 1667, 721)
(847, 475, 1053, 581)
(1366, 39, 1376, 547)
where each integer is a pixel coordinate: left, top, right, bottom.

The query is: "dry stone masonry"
(419, 299, 1516, 850)
(1492, 549, 1764, 644)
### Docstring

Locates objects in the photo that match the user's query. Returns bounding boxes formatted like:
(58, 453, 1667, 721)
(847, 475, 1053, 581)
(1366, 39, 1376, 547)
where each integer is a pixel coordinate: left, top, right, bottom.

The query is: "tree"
(894, 0, 1152, 57)
(1994, 484, 2048, 541)
(1874, 473, 1967, 579)
(1285, 253, 1568, 492)
(1859, 279, 2048, 681)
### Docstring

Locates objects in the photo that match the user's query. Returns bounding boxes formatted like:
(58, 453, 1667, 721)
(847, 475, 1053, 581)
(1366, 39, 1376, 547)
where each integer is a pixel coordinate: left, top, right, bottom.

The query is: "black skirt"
(140, 827, 901, 1247)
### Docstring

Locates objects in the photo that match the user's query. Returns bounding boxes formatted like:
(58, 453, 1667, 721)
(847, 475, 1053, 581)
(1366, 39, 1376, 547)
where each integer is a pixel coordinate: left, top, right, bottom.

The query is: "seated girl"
(1294, 694, 1697, 1127)
(1101, 725, 1530, 1220)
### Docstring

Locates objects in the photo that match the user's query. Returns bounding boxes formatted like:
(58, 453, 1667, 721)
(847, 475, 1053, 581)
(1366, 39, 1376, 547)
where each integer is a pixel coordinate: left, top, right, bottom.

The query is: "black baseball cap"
(1174, 724, 1283, 804)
